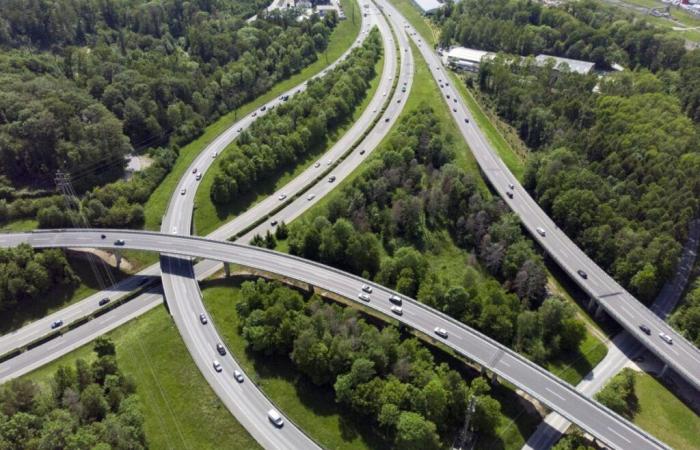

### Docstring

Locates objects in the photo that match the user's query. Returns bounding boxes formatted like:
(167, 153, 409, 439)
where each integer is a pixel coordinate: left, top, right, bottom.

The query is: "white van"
(268, 409, 284, 427)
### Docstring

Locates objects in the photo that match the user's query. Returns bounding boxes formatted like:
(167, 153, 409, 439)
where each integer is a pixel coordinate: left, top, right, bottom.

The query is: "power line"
(55, 170, 117, 290)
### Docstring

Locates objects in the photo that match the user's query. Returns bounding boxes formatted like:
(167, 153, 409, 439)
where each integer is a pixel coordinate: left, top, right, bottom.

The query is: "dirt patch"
(67, 248, 134, 272)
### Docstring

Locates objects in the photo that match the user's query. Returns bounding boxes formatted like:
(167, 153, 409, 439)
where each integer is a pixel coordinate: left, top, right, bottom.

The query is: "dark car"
(199, 314, 208, 325)
(577, 269, 588, 279)
(99, 298, 110, 307)
(114, 239, 125, 246)
(100, 234, 106, 239)
(639, 324, 651, 335)
(51, 320, 63, 329)
(216, 343, 226, 356)
(506, 191, 513, 199)
(464, 118, 470, 123)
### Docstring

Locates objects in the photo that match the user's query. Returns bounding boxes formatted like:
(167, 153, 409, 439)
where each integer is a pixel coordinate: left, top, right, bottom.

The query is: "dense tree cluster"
(594, 368, 638, 419)
(671, 278, 700, 347)
(286, 106, 586, 361)
(0, 0, 336, 222)
(211, 29, 382, 204)
(236, 278, 503, 447)
(0, 244, 78, 312)
(479, 56, 699, 302)
(437, 0, 685, 71)
(0, 338, 145, 449)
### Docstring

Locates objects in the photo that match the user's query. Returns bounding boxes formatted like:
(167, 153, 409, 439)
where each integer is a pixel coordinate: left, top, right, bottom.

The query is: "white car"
(307, 194, 315, 201)
(180, 188, 187, 195)
(212, 151, 217, 158)
(389, 295, 402, 305)
(536, 227, 546, 237)
(314, 162, 321, 168)
(362, 284, 372, 293)
(171, 226, 177, 234)
(358, 292, 370, 302)
(196, 173, 202, 181)
(390, 305, 403, 316)
(213, 361, 222, 372)
(268, 409, 284, 427)
(233, 370, 244, 382)
(659, 332, 673, 344)
(326, 159, 332, 166)
(434, 327, 448, 338)
(278, 193, 287, 201)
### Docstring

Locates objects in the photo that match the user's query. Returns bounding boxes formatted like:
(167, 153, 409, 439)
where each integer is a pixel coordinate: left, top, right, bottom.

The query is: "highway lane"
(158, 3, 408, 447)
(0, 4, 373, 362)
(375, 0, 700, 392)
(0, 272, 155, 357)
(0, 229, 670, 450)
(523, 220, 700, 449)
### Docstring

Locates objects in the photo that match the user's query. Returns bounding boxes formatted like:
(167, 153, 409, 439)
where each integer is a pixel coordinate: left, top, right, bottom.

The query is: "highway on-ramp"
(376, 0, 700, 394)
(0, 229, 671, 450)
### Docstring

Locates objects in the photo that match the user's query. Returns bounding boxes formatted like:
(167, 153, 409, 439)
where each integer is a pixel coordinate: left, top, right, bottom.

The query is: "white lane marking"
(545, 387, 567, 402)
(606, 426, 631, 444)
(499, 360, 510, 368)
(452, 333, 464, 341)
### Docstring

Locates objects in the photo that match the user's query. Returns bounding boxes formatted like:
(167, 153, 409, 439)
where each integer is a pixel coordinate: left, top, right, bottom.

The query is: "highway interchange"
(0, 0, 698, 448)
(0, 229, 671, 450)
(374, 0, 700, 395)
(158, 1, 412, 447)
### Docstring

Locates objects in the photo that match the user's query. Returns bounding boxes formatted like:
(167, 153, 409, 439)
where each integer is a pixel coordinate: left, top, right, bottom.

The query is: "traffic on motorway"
(0, 228, 670, 450)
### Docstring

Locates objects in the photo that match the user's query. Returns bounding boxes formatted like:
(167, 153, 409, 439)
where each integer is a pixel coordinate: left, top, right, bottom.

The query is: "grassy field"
(143, 0, 363, 232)
(0, 218, 38, 232)
(21, 305, 261, 450)
(201, 279, 387, 450)
(388, 0, 439, 46)
(633, 372, 700, 450)
(193, 31, 384, 236)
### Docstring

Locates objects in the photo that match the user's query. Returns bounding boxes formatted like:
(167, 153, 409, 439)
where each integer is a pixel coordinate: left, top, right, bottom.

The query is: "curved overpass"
(375, 0, 700, 393)
(0, 228, 670, 450)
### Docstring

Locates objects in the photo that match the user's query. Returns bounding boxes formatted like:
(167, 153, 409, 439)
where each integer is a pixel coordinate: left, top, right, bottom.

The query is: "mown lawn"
(21, 305, 261, 450)
(201, 279, 387, 450)
(632, 372, 700, 450)
(143, 0, 363, 232)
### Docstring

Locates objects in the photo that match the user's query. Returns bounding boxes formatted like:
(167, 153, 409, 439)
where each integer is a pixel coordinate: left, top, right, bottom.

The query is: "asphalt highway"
(157, 2, 410, 447)
(374, 0, 700, 394)
(0, 229, 670, 450)
(0, 1, 374, 361)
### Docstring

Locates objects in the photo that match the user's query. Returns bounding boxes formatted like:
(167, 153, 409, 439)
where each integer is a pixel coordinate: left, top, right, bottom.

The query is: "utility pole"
(55, 170, 116, 290)
(453, 396, 477, 450)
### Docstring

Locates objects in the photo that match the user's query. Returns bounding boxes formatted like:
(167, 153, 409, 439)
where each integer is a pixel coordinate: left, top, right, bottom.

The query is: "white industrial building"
(444, 47, 495, 72)
(534, 54, 595, 75)
(412, 0, 443, 14)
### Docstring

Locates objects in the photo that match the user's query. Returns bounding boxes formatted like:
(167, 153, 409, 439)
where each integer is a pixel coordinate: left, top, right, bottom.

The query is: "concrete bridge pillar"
(114, 250, 122, 270)
(588, 297, 596, 311)
(224, 262, 231, 277)
(659, 363, 669, 377)
(491, 373, 499, 386)
(595, 303, 605, 319)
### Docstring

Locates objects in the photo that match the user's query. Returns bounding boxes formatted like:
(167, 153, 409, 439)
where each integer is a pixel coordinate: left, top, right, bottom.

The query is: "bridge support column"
(588, 297, 596, 311)
(659, 363, 668, 377)
(491, 373, 499, 386)
(114, 250, 122, 270)
(224, 262, 230, 277)
(595, 303, 605, 319)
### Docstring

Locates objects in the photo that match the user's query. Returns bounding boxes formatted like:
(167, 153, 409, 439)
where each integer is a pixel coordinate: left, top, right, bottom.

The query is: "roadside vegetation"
(17, 306, 261, 449)
(593, 368, 700, 450)
(194, 27, 384, 234)
(434, 0, 700, 303)
(1, 338, 145, 449)
(204, 277, 519, 450)
(0, 0, 339, 230)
